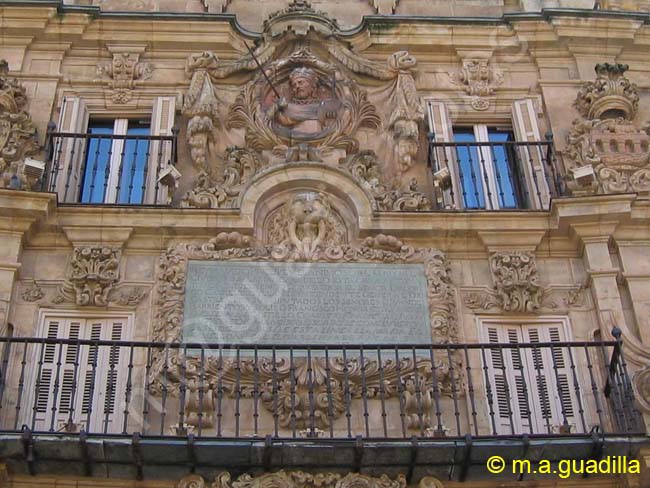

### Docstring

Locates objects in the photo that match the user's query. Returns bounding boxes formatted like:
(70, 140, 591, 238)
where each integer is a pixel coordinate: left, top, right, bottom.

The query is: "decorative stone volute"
(183, 51, 220, 171)
(385, 51, 424, 174)
(574, 63, 639, 121)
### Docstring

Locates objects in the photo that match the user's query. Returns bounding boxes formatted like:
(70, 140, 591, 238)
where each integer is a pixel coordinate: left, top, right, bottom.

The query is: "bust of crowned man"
(267, 66, 341, 140)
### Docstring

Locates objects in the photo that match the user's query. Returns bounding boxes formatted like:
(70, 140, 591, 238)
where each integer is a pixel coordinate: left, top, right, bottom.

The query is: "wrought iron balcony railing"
(0, 335, 642, 440)
(43, 128, 178, 205)
(428, 138, 564, 211)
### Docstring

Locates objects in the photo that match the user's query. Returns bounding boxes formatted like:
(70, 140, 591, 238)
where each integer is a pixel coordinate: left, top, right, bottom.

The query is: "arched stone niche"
(240, 161, 376, 241)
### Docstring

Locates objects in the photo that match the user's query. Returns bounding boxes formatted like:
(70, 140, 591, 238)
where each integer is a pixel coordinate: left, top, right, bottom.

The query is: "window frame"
(425, 98, 552, 211)
(55, 95, 176, 205)
(452, 124, 520, 210)
(477, 316, 592, 435)
(80, 117, 152, 204)
(22, 309, 134, 434)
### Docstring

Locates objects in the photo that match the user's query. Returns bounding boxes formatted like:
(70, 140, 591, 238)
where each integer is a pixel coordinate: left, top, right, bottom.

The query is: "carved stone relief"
(449, 58, 503, 111)
(179, 2, 431, 211)
(566, 63, 650, 195)
(489, 251, 542, 313)
(0, 59, 40, 190)
(54, 246, 121, 306)
(51, 246, 149, 308)
(21, 281, 44, 302)
(183, 52, 220, 171)
(462, 252, 587, 314)
(384, 51, 424, 174)
(264, 192, 347, 257)
(177, 471, 443, 488)
(150, 212, 459, 431)
(97, 52, 152, 104)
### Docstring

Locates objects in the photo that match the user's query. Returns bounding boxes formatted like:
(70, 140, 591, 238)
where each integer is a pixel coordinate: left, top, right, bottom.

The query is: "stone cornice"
(3, 3, 650, 45)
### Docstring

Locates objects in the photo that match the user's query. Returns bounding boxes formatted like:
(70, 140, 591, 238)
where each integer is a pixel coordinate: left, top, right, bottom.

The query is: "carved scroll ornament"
(0, 59, 40, 190)
(633, 365, 650, 416)
(183, 52, 220, 171)
(489, 251, 542, 313)
(178, 471, 443, 488)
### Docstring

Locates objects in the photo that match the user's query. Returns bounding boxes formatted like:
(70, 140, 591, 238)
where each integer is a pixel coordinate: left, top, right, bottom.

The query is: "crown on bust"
(289, 67, 318, 84)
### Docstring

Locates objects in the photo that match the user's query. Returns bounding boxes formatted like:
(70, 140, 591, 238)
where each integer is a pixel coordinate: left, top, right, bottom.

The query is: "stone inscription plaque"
(183, 261, 431, 345)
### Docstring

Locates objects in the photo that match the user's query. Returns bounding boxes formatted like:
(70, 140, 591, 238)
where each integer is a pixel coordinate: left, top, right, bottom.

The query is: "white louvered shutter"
(521, 324, 580, 434)
(482, 322, 581, 435)
(146, 96, 176, 204)
(32, 318, 84, 431)
(30, 316, 130, 434)
(53, 97, 89, 203)
(426, 100, 459, 209)
(84, 318, 128, 434)
(483, 324, 530, 435)
(511, 99, 551, 210)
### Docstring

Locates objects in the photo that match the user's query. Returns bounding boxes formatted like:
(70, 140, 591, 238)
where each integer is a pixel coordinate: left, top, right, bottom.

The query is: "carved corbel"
(183, 52, 221, 171)
(449, 58, 503, 111)
(97, 51, 152, 104)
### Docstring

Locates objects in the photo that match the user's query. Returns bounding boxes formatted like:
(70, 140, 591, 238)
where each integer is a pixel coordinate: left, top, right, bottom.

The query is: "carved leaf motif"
(489, 251, 542, 313)
(56, 246, 121, 307)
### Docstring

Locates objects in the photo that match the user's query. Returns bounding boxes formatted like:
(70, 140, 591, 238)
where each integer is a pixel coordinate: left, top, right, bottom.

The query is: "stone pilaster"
(0, 190, 55, 335)
(571, 223, 626, 341)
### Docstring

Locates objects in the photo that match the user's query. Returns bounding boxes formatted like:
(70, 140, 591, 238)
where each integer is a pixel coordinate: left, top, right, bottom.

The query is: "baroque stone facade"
(2, 1, 650, 488)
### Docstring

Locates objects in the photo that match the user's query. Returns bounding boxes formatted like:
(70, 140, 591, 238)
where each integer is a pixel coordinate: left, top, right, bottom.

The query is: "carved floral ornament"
(177, 472, 444, 488)
(180, 4, 430, 212)
(463, 251, 586, 314)
(566, 63, 650, 196)
(97, 52, 152, 104)
(0, 59, 40, 190)
(51, 246, 148, 307)
(449, 58, 503, 111)
(150, 193, 458, 432)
